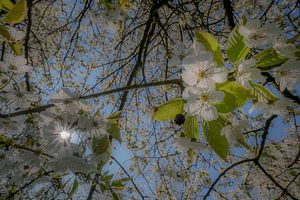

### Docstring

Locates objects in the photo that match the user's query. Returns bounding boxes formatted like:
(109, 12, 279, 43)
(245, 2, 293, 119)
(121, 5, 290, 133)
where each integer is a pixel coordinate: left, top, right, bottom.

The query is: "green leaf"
(102, 173, 114, 184)
(100, 183, 108, 192)
(215, 91, 239, 113)
(67, 179, 78, 199)
(254, 48, 288, 70)
(0, 25, 12, 41)
(111, 180, 125, 190)
(236, 134, 252, 151)
(183, 116, 199, 139)
(112, 191, 121, 200)
(117, 177, 131, 183)
(108, 123, 121, 143)
(203, 118, 229, 160)
(3, 0, 27, 24)
(92, 136, 110, 155)
(10, 42, 22, 55)
(119, 0, 129, 9)
(249, 81, 278, 103)
(1, 0, 14, 10)
(107, 111, 121, 124)
(227, 18, 250, 64)
(153, 98, 184, 121)
(195, 31, 224, 66)
(216, 81, 251, 109)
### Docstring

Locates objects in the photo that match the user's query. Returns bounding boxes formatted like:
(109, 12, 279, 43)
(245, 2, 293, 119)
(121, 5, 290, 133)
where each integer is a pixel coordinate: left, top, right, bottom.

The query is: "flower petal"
(199, 103, 218, 121)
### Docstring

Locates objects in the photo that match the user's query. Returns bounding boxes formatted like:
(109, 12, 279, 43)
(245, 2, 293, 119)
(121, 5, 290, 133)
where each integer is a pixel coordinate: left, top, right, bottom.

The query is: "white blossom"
(8, 27, 26, 41)
(183, 86, 224, 121)
(48, 156, 96, 173)
(174, 137, 208, 153)
(221, 120, 251, 149)
(50, 88, 79, 104)
(236, 59, 264, 87)
(182, 59, 227, 89)
(251, 98, 294, 120)
(239, 20, 282, 47)
(273, 67, 300, 92)
(0, 54, 32, 73)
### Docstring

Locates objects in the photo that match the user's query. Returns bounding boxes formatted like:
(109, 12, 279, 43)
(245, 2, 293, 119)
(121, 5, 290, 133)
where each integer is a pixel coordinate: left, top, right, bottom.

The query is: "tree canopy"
(0, 0, 299, 199)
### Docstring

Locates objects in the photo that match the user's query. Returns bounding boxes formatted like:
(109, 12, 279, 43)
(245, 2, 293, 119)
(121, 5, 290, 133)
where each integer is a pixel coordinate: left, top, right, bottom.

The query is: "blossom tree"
(0, 0, 299, 199)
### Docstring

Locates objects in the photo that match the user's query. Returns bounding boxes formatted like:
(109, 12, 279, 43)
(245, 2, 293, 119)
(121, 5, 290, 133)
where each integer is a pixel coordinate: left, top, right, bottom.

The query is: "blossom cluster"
(181, 40, 227, 121)
(0, 87, 113, 187)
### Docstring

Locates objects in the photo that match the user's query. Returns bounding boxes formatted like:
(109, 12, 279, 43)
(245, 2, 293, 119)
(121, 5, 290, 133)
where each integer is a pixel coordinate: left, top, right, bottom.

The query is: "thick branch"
(24, 0, 33, 92)
(222, 0, 235, 30)
(0, 136, 54, 159)
(203, 115, 278, 199)
(118, 0, 169, 111)
(5, 170, 53, 200)
(0, 79, 182, 118)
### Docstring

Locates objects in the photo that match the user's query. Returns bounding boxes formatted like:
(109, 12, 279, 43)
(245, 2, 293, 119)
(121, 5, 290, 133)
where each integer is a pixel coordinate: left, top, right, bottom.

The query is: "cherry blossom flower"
(78, 115, 110, 138)
(48, 156, 96, 173)
(236, 59, 264, 87)
(221, 120, 251, 149)
(182, 59, 227, 89)
(239, 20, 281, 47)
(183, 86, 224, 121)
(273, 37, 298, 60)
(0, 54, 32, 73)
(273, 67, 300, 92)
(8, 27, 26, 41)
(50, 88, 79, 104)
(169, 41, 192, 67)
(174, 136, 208, 153)
(251, 98, 294, 120)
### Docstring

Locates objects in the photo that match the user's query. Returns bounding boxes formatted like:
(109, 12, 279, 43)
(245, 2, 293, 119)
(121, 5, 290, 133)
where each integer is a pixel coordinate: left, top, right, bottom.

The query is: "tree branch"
(203, 115, 278, 199)
(118, 0, 169, 111)
(24, 0, 33, 92)
(111, 156, 145, 200)
(0, 79, 181, 118)
(222, 0, 235, 30)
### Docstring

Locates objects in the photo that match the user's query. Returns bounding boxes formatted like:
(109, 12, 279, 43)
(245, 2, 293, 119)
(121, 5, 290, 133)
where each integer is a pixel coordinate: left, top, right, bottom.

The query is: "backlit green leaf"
(112, 180, 125, 190)
(108, 123, 121, 143)
(107, 111, 121, 124)
(227, 17, 250, 64)
(153, 98, 184, 121)
(183, 116, 199, 139)
(92, 136, 110, 155)
(1, 0, 14, 10)
(195, 31, 224, 65)
(215, 91, 239, 113)
(216, 81, 251, 111)
(0, 25, 12, 41)
(203, 118, 229, 161)
(3, 0, 27, 24)
(67, 179, 78, 199)
(254, 48, 288, 70)
(249, 81, 278, 103)
(10, 42, 22, 55)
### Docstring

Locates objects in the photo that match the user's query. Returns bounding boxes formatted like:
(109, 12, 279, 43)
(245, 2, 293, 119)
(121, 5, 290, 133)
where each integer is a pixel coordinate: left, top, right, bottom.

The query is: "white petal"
(182, 55, 200, 65)
(196, 78, 215, 90)
(182, 86, 201, 100)
(185, 100, 201, 116)
(199, 103, 218, 121)
(210, 67, 228, 83)
(15, 56, 27, 66)
(18, 65, 32, 73)
(209, 91, 224, 104)
(182, 69, 198, 86)
(239, 25, 251, 38)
